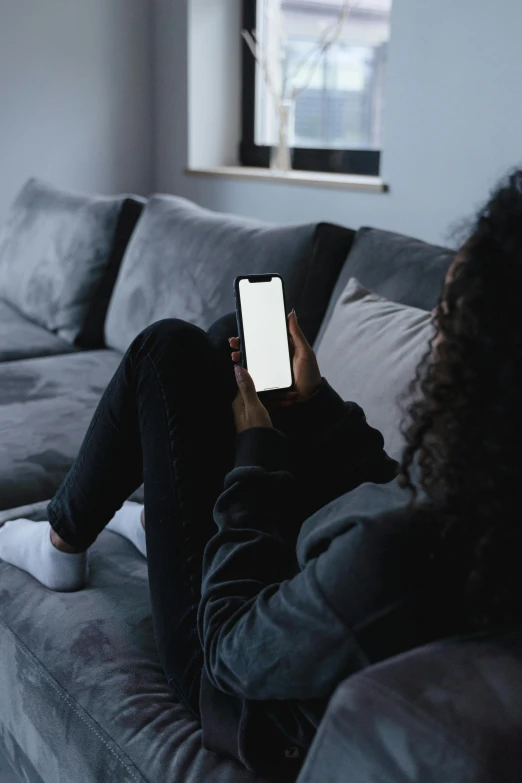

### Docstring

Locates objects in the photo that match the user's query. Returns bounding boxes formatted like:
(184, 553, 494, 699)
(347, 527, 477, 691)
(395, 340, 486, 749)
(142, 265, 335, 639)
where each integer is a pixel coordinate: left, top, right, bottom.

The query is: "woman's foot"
(106, 501, 147, 557)
(0, 520, 87, 592)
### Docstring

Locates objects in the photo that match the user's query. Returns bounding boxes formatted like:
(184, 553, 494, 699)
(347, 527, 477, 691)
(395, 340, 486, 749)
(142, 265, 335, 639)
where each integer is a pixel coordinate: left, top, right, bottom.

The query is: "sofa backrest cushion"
(105, 194, 354, 353)
(315, 226, 455, 347)
(316, 278, 434, 460)
(0, 179, 142, 345)
(297, 627, 522, 783)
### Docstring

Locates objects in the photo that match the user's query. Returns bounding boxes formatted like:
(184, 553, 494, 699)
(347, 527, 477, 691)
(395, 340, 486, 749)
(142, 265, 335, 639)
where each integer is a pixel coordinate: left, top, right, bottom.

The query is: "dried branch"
(241, 28, 281, 107)
(287, 6, 344, 85)
(289, 2, 351, 101)
(241, 0, 352, 111)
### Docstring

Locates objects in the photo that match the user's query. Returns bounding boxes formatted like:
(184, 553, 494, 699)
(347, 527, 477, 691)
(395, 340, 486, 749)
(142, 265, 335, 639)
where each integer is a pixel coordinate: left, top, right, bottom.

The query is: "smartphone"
(234, 274, 293, 394)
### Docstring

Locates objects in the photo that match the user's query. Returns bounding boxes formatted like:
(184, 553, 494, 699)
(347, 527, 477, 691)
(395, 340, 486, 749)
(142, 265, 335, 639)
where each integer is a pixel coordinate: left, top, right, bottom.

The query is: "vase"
(270, 99, 296, 173)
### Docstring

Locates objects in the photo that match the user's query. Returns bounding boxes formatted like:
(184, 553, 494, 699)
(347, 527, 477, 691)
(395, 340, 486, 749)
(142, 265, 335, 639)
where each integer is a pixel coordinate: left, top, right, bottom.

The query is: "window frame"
(240, 0, 382, 176)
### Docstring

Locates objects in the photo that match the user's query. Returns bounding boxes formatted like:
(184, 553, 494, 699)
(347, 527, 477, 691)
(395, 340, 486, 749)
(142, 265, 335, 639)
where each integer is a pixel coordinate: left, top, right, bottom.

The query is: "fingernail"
(234, 364, 245, 379)
(292, 309, 297, 322)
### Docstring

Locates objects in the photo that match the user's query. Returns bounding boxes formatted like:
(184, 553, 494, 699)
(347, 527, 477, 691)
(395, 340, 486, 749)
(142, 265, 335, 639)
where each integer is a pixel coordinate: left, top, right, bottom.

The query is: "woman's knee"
(136, 319, 210, 360)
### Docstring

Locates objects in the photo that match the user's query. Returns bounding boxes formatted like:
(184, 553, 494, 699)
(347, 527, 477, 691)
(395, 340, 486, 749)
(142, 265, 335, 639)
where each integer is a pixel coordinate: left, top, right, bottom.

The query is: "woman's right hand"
(285, 310, 322, 403)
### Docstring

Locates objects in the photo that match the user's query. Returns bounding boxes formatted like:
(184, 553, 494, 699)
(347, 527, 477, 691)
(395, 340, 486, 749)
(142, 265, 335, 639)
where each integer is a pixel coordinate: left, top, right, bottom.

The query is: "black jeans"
(48, 315, 240, 716)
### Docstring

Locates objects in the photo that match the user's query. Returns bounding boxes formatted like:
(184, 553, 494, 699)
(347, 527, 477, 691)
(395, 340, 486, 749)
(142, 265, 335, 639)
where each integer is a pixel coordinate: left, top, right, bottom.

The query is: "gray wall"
(153, 0, 522, 246)
(0, 0, 153, 222)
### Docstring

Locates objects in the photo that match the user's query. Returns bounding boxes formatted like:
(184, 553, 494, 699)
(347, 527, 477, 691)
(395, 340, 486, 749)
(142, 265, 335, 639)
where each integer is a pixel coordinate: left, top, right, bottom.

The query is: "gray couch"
(0, 180, 521, 783)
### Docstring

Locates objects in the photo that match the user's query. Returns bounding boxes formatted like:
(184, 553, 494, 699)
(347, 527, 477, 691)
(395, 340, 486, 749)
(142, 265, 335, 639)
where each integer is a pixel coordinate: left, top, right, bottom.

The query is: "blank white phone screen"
(239, 277, 292, 393)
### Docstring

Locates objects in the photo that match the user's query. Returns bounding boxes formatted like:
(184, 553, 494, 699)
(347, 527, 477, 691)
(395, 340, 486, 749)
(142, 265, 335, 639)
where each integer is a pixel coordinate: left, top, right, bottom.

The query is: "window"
(241, 0, 392, 175)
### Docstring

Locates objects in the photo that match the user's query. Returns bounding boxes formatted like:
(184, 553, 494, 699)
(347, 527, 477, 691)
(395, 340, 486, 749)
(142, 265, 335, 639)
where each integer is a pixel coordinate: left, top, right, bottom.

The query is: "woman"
(1, 171, 521, 775)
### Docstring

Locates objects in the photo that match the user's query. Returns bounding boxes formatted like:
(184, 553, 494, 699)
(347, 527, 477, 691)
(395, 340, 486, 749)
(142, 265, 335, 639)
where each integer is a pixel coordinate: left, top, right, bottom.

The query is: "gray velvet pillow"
(0, 179, 127, 343)
(105, 195, 352, 352)
(316, 278, 434, 460)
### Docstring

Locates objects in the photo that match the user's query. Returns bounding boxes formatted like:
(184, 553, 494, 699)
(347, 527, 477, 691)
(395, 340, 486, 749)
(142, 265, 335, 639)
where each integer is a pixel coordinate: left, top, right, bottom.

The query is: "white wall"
(153, 0, 522, 246)
(0, 0, 154, 222)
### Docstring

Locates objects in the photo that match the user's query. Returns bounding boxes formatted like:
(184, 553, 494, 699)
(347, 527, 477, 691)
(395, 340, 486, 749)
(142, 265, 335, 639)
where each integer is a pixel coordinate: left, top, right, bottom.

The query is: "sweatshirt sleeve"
(200, 466, 430, 700)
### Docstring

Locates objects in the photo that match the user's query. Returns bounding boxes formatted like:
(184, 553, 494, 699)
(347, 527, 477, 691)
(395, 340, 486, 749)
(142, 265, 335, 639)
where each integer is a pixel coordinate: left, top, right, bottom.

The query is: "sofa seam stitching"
(0, 616, 145, 783)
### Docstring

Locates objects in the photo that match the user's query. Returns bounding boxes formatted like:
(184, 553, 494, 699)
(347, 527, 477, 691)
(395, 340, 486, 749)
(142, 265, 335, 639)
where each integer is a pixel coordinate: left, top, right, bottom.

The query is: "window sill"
(185, 166, 388, 193)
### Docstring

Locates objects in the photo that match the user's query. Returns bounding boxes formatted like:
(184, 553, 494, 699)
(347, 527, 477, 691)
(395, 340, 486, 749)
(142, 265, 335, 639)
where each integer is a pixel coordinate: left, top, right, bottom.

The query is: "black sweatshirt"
(197, 380, 445, 776)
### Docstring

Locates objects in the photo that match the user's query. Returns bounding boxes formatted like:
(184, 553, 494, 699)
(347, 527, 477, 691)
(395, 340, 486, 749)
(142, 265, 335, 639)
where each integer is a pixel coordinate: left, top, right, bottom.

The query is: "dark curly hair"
(401, 169, 522, 629)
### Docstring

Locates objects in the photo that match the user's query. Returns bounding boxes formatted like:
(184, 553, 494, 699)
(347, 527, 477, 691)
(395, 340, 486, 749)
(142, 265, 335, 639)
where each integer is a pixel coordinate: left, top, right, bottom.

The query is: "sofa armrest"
(297, 629, 522, 783)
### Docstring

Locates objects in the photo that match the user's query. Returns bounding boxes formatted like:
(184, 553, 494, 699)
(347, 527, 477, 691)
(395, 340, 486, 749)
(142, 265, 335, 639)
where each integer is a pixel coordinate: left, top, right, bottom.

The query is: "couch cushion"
(0, 179, 139, 345)
(297, 628, 522, 783)
(315, 227, 454, 347)
(105, 195, 354, 352)
(0, 350, 122, 511)
(316, 278, 434, 460)
(0, 511, 272, 783)
(0, 299, 76, 363)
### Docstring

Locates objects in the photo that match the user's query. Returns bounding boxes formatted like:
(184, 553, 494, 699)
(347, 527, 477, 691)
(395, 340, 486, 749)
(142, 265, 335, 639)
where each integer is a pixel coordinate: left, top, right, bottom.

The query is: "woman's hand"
(286, 310, 322, 402)
(229, 311, 322, 411)
(232, 364, 272, 434)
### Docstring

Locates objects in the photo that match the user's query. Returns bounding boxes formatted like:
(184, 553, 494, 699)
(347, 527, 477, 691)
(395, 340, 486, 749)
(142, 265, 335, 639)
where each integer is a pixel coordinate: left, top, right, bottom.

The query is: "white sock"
(106, 501, 147, 558)
(0, 520, 87, 592)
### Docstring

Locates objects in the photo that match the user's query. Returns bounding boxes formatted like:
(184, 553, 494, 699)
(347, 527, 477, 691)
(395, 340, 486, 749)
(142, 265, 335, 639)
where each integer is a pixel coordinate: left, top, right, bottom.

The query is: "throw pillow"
(315, 227, 454, 347)
(104, 194, 354, 353)
(0, 179, 138, 344)
(315, 277, 435, 460)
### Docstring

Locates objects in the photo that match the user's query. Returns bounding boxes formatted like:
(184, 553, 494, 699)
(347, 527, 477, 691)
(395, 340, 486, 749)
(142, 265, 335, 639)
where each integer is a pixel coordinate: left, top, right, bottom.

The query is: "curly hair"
(401, 169, 522, 629)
